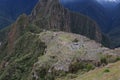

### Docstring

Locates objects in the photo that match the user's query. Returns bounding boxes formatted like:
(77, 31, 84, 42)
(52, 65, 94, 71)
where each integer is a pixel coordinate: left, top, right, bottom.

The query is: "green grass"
(68, 61, 120, 80)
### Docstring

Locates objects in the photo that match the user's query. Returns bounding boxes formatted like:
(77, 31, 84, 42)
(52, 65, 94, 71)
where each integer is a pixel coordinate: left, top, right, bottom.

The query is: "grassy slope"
(78, 61, 120, 80)
(57, 61, 120, 80)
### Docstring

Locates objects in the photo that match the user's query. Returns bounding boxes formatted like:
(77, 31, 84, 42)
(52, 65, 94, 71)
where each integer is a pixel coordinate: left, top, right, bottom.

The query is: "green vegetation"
(86, 63, 95, 71)
(69, 61, 95, 73)
(0, 32, 46, 80)
(104, 68, 110, 73)
(100, 56, 108, 64)
(116, 57, 120, 61)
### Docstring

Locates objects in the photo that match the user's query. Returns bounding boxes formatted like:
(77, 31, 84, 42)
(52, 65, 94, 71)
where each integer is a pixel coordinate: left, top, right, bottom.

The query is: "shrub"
(86, 64, 95, 71)
(69, 62, 84, 73)
(69, 61, 95, 73)
(104, 68, 110, 73)
(116, 57, 120, 61)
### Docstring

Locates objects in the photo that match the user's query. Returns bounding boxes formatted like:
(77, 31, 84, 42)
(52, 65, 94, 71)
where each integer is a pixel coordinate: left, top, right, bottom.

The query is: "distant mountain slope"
(107, 3, 120, 48)
(60, 0, 111, 32)
(108, 27, 120, 48)
(0, 0, 38, 29)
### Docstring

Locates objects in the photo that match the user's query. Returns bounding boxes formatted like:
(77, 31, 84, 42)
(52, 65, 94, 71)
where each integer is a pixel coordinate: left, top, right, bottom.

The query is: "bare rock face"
(30, 0, 102, 42)
(30, 0, 71, 32)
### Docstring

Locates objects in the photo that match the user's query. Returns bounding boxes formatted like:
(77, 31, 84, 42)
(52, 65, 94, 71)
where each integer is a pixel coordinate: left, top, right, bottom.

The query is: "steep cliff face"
(30, 0, 102, 42)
